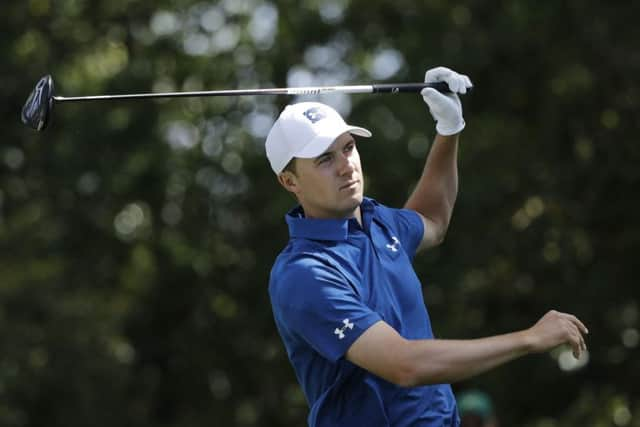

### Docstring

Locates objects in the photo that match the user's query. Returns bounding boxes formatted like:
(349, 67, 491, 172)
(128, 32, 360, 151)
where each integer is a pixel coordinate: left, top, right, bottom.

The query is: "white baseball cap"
(265, 102, 372, 174)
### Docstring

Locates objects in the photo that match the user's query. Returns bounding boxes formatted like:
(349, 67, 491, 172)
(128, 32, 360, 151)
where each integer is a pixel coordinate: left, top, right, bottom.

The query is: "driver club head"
(21, 75, 55, 132)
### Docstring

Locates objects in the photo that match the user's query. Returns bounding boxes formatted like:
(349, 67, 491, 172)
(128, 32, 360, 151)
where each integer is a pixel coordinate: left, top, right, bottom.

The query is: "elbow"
(392, 364, 446, 388)
(387, 341, 451, 387)
(418, 212, 450, 249)
(391, 363, 450, 388)
(430, 220, 449, 247)
(434, 226, 448, 246)
(388, 343, 424, 388)
(392, 364, 421, 388)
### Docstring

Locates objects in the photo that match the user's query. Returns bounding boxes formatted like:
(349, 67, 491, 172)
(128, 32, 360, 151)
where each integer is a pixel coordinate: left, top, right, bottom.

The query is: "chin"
(343, 193, 363, 211)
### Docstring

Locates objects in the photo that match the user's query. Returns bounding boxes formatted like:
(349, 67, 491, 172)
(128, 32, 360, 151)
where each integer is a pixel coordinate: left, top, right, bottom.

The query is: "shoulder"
(269, 250, 347, 307)
(368, 198, 422, 231)
(366, 198, 424, 256)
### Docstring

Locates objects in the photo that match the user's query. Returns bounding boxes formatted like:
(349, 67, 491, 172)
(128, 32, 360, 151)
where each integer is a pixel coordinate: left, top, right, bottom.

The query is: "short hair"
(281, 158, 297, 175)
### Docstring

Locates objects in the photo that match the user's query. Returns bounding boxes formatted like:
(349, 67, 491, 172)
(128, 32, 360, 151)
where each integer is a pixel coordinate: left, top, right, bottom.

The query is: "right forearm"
(346, 311, 587, 388)
(400, 331, 534, 387)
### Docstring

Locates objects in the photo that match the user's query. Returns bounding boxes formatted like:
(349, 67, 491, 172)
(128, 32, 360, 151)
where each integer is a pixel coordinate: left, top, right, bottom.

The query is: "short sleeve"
(378, 206, 424, 258)
(270, 255, 382, 363)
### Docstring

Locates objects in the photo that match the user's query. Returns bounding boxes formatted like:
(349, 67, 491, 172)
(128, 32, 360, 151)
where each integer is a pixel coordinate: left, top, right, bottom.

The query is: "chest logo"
(334, 318, 354, 340)
(386, 236, 401, 252)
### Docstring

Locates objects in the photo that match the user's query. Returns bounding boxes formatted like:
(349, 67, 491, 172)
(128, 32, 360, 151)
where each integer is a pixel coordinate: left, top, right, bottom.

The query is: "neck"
(352, 206, 363, 226)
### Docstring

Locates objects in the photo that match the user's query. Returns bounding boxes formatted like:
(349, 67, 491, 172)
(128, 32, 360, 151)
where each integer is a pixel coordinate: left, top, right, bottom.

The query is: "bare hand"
(525, 310, 589, 359)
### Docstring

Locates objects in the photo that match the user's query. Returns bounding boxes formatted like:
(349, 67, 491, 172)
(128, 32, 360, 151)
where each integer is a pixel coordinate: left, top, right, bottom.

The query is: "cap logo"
(302, 107, 326, 124)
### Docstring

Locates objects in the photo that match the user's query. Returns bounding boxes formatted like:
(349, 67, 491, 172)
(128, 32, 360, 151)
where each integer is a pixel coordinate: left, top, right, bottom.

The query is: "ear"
(277, 171, 300, 194)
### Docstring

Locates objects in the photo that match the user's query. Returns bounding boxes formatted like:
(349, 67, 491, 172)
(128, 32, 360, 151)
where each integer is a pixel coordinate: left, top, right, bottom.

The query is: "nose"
(336, 152, 355, 175)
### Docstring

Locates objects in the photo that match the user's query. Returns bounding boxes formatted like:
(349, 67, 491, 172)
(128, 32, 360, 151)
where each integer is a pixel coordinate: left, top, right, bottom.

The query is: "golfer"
(266, 67, 588, 427)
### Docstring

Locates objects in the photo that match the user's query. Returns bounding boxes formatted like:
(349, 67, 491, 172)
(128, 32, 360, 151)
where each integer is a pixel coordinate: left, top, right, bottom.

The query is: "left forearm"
(404, 133, 459, 230)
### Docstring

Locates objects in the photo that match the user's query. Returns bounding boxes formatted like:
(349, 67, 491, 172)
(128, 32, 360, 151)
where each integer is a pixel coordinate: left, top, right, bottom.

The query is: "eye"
(317, 154, 332, 164)
(344, 142, 355, 153)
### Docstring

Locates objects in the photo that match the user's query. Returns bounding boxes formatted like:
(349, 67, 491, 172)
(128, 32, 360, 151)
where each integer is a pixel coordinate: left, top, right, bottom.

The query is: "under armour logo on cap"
(334, 318, 354, 340)
(303, 107, 326, 124)
(265, 102, 372, 174)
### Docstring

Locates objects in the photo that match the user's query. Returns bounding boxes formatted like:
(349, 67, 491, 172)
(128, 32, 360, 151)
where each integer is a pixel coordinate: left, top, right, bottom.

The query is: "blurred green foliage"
(1, 0, 639, 426)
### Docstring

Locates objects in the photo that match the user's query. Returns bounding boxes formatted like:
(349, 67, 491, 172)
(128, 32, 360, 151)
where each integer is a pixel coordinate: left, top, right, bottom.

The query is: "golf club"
(21, 75, 458, 132)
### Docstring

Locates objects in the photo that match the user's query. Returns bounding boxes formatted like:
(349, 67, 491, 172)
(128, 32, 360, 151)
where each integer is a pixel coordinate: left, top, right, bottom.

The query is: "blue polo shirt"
(269, 198, 459, 427)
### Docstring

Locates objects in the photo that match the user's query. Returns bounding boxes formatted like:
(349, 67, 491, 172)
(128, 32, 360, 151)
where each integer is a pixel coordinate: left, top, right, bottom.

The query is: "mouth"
(339, 180, 359, 191)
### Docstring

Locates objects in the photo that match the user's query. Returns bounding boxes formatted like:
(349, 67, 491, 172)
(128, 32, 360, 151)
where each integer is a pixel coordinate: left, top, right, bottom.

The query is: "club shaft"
(51, 82, 449, 102)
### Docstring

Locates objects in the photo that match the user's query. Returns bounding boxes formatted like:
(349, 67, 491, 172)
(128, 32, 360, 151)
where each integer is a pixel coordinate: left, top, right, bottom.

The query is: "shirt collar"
(285, 198, 377, 241)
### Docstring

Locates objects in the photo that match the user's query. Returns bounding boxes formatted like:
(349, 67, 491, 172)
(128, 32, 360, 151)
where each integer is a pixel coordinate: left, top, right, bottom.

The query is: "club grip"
(372, 82, 452, 94)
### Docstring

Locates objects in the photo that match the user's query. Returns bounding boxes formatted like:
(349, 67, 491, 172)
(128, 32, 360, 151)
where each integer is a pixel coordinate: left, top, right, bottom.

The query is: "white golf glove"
(421, 67, 473, 136)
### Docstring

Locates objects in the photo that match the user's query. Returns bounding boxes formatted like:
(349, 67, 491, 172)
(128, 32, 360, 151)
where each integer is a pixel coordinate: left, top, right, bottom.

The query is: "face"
(279, 132, 365, 220)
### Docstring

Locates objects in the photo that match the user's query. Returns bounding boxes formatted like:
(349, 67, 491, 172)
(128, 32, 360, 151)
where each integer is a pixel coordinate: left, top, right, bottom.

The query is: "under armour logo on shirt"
(334, 319, 354, 339)
(303, 107, 326, 124)
(386, 236, 401, 252)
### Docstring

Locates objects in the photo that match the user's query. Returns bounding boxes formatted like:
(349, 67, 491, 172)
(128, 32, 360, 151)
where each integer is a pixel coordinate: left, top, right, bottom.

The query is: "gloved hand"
(421, 67, 473, 136)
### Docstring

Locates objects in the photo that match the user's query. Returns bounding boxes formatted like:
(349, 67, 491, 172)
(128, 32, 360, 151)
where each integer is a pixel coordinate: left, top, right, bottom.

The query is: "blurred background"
(1, 0, 639, 426)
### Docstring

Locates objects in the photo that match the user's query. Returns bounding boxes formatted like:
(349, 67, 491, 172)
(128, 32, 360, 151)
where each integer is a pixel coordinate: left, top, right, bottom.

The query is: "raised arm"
(346, 310, 588, 387)
(404, 133, 459, 250)
(404, 67, 472, 251)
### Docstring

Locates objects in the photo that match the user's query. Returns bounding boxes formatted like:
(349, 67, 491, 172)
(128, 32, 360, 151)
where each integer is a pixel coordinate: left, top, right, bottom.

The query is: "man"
(266, 67, 588, 427)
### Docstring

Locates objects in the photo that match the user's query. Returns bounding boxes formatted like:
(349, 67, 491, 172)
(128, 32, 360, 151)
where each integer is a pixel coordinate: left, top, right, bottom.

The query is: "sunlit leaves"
(3, 0, 640, 426)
